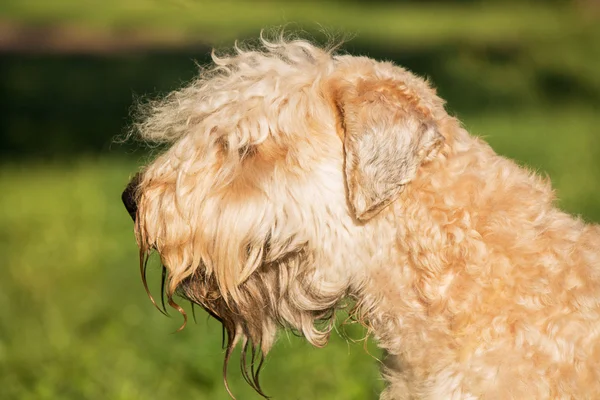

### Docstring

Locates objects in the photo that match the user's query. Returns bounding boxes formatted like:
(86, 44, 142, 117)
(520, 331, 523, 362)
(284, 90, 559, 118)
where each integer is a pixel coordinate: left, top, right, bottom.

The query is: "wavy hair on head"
(131, 31, 351, 398)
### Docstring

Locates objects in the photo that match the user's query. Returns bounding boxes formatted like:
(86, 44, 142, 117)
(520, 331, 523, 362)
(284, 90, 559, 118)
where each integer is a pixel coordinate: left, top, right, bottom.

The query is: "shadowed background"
(1, 1, 599, 399)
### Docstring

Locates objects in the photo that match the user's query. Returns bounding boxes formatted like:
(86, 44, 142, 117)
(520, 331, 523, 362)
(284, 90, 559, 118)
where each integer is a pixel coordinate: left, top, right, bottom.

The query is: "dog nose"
(122, 172, 142, 221)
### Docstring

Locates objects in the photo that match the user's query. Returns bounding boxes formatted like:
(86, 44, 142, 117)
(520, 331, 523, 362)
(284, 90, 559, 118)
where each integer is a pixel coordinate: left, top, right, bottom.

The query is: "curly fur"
(126, 34, 600, 399)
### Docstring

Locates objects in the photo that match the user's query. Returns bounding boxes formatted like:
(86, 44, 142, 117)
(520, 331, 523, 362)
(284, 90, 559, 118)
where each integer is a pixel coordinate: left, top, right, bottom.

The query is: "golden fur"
(126, 34, 600, 399)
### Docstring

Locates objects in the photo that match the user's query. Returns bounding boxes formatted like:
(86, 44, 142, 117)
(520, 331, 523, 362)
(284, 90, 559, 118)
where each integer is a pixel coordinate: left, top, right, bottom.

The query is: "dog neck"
(348, 118, 514, 370)
(347, 112, 571, 393)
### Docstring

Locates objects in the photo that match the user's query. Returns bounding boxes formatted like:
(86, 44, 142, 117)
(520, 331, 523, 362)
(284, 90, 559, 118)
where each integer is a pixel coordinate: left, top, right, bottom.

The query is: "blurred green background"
(1, 1, 599, 399)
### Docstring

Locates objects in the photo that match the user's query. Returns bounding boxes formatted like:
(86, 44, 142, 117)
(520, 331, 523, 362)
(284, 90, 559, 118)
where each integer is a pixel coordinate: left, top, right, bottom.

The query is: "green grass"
(1, 108, 599, 399)
(0, 0, 594, 47)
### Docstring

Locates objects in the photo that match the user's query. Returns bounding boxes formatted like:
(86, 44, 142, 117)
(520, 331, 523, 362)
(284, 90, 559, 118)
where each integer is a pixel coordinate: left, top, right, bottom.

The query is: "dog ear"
(334, 80, 444, 221)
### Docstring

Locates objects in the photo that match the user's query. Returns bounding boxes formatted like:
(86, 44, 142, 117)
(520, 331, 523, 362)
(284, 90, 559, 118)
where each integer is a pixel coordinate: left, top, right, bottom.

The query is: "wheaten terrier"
(123, 36, 600, 399)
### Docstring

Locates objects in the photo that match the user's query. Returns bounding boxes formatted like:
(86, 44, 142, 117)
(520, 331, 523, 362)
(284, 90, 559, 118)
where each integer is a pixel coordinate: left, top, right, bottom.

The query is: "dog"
(122, 35, 600, 399)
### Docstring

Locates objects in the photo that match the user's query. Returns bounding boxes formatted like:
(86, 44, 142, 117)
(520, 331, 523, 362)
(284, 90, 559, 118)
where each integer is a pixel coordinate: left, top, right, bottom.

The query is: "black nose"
(122, 172, 142, 221)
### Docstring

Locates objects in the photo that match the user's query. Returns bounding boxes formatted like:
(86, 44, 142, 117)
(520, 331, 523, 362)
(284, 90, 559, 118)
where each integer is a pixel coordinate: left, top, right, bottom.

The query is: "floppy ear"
(336, 81, 444, 221)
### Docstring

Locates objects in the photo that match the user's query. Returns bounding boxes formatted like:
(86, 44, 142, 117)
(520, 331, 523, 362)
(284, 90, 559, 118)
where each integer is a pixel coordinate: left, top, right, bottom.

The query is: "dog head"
(123, 36, 446, 395)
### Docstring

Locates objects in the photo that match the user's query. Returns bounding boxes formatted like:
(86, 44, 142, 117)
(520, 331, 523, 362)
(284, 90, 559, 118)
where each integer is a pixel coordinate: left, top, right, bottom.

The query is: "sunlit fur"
(129, 34, 600, 399)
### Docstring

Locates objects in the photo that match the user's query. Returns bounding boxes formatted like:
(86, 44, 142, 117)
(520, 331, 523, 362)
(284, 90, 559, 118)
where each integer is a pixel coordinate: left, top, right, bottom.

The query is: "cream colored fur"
(128, 35, 600, 399)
